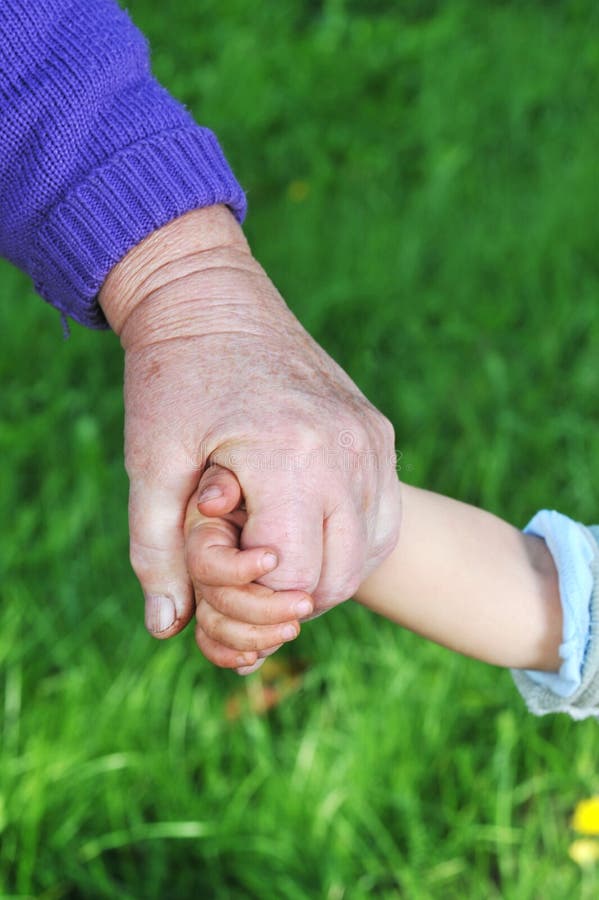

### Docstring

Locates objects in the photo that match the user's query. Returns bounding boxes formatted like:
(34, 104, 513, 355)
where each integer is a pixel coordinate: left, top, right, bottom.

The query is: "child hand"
(184, 471, 314, 674)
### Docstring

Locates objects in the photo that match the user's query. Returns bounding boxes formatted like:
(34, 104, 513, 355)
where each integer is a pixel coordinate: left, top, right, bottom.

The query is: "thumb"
(129, 479, 196, 639)
(196, 463, 243, 520)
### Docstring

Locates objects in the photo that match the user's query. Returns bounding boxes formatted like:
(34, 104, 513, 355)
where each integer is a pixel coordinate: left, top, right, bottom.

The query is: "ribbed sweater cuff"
(30, 126, 247, 329)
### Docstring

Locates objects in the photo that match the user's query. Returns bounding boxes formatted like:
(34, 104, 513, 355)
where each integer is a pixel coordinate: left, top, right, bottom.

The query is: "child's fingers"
(194, 625, 259, 670)
(236, 662, 264, 676)
(196, 599, 300, 652)
(236, 658, 267, 676)
(186, 517, 278, 587)
(199, 582, 313, 626)
(236, 643, 284, 676)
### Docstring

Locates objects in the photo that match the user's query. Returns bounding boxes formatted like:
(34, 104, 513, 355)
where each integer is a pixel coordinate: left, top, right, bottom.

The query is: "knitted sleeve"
(0, 0, 247, 328)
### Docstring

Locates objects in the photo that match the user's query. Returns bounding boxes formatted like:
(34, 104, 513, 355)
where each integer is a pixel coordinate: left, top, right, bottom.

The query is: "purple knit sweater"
(0, 0, 246, 328)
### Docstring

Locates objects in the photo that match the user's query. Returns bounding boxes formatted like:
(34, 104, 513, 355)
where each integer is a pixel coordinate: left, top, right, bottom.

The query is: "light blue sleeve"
(511, 514, 599, 718)
(520, 511, 594, 696)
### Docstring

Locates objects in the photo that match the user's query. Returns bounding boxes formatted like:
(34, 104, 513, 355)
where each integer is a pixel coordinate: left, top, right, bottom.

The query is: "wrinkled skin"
(99, 206, 401, 666)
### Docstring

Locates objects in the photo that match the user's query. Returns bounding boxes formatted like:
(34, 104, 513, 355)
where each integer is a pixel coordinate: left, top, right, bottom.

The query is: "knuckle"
(125, 449, 171, 486)
(263, 601, 278, 624)
(260, 560, 318, 594)
(186, 539, 211, 584)
(209, 586, 230, 615)
(129, 543, 151, 582)
(243, 625, 261, 652)
(369, 525, 401, 569)
(201, 608, 221, 642)
(293, 577, 318, 594)
(343, 571, 363, 598)
(194, 603, 207, 630)
(279, 567, 319, 593)
(276, 421, 321, 453)
(317, 571, 362, 606)
(377, 409, 395, 437)
(377, 412, 396, 451)
(231, 555, 247, 583)
(123, 444, 144, 481)
(318, 589, 343, 606)
(206, 606, 249, 649)
(349, 420, 370, 449)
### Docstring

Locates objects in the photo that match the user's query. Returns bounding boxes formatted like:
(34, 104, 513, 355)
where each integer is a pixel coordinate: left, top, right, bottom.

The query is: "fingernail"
(145, 594, 176, 633)
(262, 552, 278, 570)
(282, 623, 297, 641)
(197, 486, 222, 504)
(294, 599, 313, 617)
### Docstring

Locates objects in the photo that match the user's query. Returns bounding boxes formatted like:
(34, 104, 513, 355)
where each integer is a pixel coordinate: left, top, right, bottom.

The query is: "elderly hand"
(99, 205, 400, 654)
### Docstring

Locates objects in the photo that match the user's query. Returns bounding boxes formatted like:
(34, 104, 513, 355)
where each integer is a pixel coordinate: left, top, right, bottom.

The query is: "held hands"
(99, 205, 401, 658)
(185, 465, 312, 674)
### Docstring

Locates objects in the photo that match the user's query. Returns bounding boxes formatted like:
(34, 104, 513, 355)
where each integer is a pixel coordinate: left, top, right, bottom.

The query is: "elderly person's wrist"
(98, 205, 251, 342)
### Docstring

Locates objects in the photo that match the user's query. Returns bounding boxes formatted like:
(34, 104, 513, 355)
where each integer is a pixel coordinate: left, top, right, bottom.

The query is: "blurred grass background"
(2, 0, 599, 896)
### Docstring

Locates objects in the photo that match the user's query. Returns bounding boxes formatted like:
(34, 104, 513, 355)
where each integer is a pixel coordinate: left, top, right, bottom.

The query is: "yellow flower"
(572, 797, 599, 835)
(287, 180, 311, 203)
(569, 839, 599, 867)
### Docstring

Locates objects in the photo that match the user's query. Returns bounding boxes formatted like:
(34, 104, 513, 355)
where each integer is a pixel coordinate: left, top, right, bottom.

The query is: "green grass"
(2, 1, 599, 896)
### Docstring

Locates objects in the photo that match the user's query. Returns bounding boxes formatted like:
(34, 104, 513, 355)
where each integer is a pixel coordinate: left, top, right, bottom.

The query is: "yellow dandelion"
(572, 797, 599, 835)
(287, 180, 311, 203)
(569, 839, 599, 867)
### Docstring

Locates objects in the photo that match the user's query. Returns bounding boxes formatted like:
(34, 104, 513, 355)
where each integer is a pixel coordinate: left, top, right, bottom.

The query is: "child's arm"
(186, 469, 563, 674)
(186, 467, 599, 717)
(356, 483, 562, 672)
